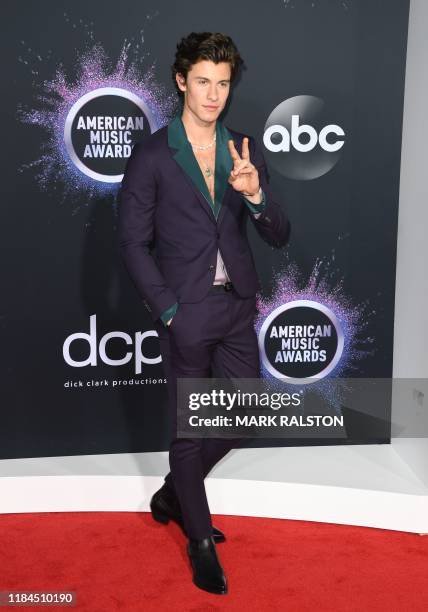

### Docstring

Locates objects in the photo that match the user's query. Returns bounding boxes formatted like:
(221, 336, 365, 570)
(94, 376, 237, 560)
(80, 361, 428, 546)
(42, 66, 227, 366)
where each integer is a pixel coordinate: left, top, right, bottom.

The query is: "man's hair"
(171, 32, 244, 97)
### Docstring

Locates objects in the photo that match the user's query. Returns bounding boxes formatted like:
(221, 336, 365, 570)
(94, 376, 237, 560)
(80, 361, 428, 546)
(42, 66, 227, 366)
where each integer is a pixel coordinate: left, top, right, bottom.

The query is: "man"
(118, 32, 290, 595)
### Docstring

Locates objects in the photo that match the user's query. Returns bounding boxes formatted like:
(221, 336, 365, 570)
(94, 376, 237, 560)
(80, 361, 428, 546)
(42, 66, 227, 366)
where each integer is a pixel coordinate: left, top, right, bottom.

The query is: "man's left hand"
(227, 137, 261, 202)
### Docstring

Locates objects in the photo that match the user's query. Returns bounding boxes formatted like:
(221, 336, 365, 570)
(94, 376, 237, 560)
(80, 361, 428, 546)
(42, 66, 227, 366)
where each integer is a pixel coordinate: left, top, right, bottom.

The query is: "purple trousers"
(154, 285, 260, 539)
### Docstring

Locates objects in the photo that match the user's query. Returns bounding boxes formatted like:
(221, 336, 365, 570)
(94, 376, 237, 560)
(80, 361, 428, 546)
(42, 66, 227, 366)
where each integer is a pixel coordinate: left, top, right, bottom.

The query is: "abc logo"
(263, 95, 345, 180)
(264, 115, 344, 153)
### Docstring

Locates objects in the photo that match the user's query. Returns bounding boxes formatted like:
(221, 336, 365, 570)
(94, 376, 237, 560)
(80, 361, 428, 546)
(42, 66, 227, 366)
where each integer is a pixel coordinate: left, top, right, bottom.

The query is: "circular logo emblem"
(263, 95, 345, 180)
(258, 300, 344, 383)
(64, 87, 156, 183)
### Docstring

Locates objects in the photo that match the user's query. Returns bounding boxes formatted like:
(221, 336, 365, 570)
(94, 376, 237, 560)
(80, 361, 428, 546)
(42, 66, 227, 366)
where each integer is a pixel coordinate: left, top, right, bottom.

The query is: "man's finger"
(242, 137, 250, 161)
(233, 166, 253, 175)
(231, 160, 251, 176)
(228, 139, 241, 162)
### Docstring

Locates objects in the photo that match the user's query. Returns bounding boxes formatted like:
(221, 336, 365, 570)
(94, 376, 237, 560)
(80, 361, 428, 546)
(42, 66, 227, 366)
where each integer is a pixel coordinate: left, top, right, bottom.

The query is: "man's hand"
(227, 137, 262, 203)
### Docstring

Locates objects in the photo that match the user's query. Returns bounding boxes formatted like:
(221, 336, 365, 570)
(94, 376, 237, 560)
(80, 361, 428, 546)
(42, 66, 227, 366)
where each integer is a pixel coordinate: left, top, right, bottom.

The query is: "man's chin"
(199, 109, 221, 123)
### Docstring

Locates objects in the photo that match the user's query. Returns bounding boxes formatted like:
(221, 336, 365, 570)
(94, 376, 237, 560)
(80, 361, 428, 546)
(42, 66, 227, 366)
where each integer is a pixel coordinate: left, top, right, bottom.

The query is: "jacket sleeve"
(248, 136, 291, 248)
(242, 189, 267, 215)
(118, 142, 178, 322)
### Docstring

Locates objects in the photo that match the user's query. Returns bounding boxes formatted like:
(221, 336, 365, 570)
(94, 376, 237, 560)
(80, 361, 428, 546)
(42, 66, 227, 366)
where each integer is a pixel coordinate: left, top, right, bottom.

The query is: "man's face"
(176, 59, 231, 124)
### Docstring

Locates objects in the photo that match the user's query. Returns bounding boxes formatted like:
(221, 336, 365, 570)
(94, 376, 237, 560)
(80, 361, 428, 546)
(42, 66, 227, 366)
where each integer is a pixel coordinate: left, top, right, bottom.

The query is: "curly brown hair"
(171, 32, 244, 98)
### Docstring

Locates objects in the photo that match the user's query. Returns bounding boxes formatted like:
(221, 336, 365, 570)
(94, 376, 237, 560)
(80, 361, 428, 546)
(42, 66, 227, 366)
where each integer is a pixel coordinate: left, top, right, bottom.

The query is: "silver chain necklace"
(190, 136, 216, 178)
(188, 133, 216, 150)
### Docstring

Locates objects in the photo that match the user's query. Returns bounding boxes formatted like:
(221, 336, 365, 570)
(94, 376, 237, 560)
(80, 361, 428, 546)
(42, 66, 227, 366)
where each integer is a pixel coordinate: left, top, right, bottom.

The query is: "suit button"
(209, 264, 215, 271)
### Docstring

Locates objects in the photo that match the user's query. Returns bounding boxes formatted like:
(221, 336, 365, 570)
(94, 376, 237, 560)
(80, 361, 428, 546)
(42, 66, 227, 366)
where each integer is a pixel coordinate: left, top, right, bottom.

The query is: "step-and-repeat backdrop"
(1, 0, 409, 458)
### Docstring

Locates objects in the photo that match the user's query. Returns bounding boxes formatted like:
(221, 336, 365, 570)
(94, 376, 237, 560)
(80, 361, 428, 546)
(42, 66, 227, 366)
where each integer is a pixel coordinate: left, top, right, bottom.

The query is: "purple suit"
(118, 113, 290, 539)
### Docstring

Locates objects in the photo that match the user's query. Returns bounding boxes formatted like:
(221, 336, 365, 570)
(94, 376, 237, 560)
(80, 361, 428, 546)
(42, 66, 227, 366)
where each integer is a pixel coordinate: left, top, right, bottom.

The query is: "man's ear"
(176, 72, 186, 93)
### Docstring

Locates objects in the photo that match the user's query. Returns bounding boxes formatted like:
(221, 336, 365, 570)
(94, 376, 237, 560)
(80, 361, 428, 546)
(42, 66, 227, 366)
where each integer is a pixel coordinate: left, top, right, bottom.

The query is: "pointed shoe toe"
(187, 536, 228, 595)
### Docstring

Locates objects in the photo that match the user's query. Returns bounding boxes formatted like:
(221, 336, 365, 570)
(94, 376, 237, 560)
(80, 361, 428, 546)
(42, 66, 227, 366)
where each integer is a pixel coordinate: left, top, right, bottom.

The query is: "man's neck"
(181, 106, 216, 146)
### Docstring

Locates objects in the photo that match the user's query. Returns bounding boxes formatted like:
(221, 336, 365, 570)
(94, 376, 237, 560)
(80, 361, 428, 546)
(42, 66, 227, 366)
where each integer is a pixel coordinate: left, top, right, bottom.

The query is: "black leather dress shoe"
(187, 536, 228, 595)
(150, 484, 226, 543)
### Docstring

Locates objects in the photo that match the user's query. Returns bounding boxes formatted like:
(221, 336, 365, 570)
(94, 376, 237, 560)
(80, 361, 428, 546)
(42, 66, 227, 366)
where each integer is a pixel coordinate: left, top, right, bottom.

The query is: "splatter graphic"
(17, 14, 178, 203)
(255, 250, 376, 412)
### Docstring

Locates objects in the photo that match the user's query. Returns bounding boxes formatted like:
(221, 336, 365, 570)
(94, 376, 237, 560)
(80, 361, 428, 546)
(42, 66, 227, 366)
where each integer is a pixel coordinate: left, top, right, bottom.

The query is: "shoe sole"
(192, 578, 228, 595)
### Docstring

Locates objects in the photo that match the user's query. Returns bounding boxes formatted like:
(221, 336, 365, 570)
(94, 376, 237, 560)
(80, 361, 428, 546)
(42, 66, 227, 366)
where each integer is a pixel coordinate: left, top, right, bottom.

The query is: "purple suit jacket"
(118, 118, 290, 322)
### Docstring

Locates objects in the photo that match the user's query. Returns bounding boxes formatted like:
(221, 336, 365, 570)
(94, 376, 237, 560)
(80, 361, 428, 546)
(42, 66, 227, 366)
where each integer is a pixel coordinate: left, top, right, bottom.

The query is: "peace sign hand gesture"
(227, 137, 261, 199)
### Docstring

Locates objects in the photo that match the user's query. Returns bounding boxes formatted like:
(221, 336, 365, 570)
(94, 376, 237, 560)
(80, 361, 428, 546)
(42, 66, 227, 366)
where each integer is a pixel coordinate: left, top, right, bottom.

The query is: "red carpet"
(1, 512, 427, 611)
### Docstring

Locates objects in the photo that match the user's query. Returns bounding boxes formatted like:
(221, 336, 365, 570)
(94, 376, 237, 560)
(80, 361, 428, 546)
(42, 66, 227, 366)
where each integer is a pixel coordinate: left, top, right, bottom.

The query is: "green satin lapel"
(167, 113, 233, 219)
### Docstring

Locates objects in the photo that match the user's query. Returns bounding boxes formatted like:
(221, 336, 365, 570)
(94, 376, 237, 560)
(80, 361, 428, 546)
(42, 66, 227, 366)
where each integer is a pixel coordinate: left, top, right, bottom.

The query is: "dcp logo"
(263, 95, 345, 180)
(62, 314, 161, 375)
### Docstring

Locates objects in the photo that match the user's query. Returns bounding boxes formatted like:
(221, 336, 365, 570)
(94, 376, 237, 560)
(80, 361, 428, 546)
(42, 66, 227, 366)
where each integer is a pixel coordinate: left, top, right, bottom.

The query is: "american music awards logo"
(18, 41, 178, 196)
(255, 257, 376, 411)
(259, 300, 344, 384)
(64, 87, 156, 183)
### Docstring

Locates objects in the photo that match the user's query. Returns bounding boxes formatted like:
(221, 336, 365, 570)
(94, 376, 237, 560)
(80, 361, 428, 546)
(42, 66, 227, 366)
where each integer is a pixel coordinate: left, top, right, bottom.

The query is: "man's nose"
(207, 86, 219, 101)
